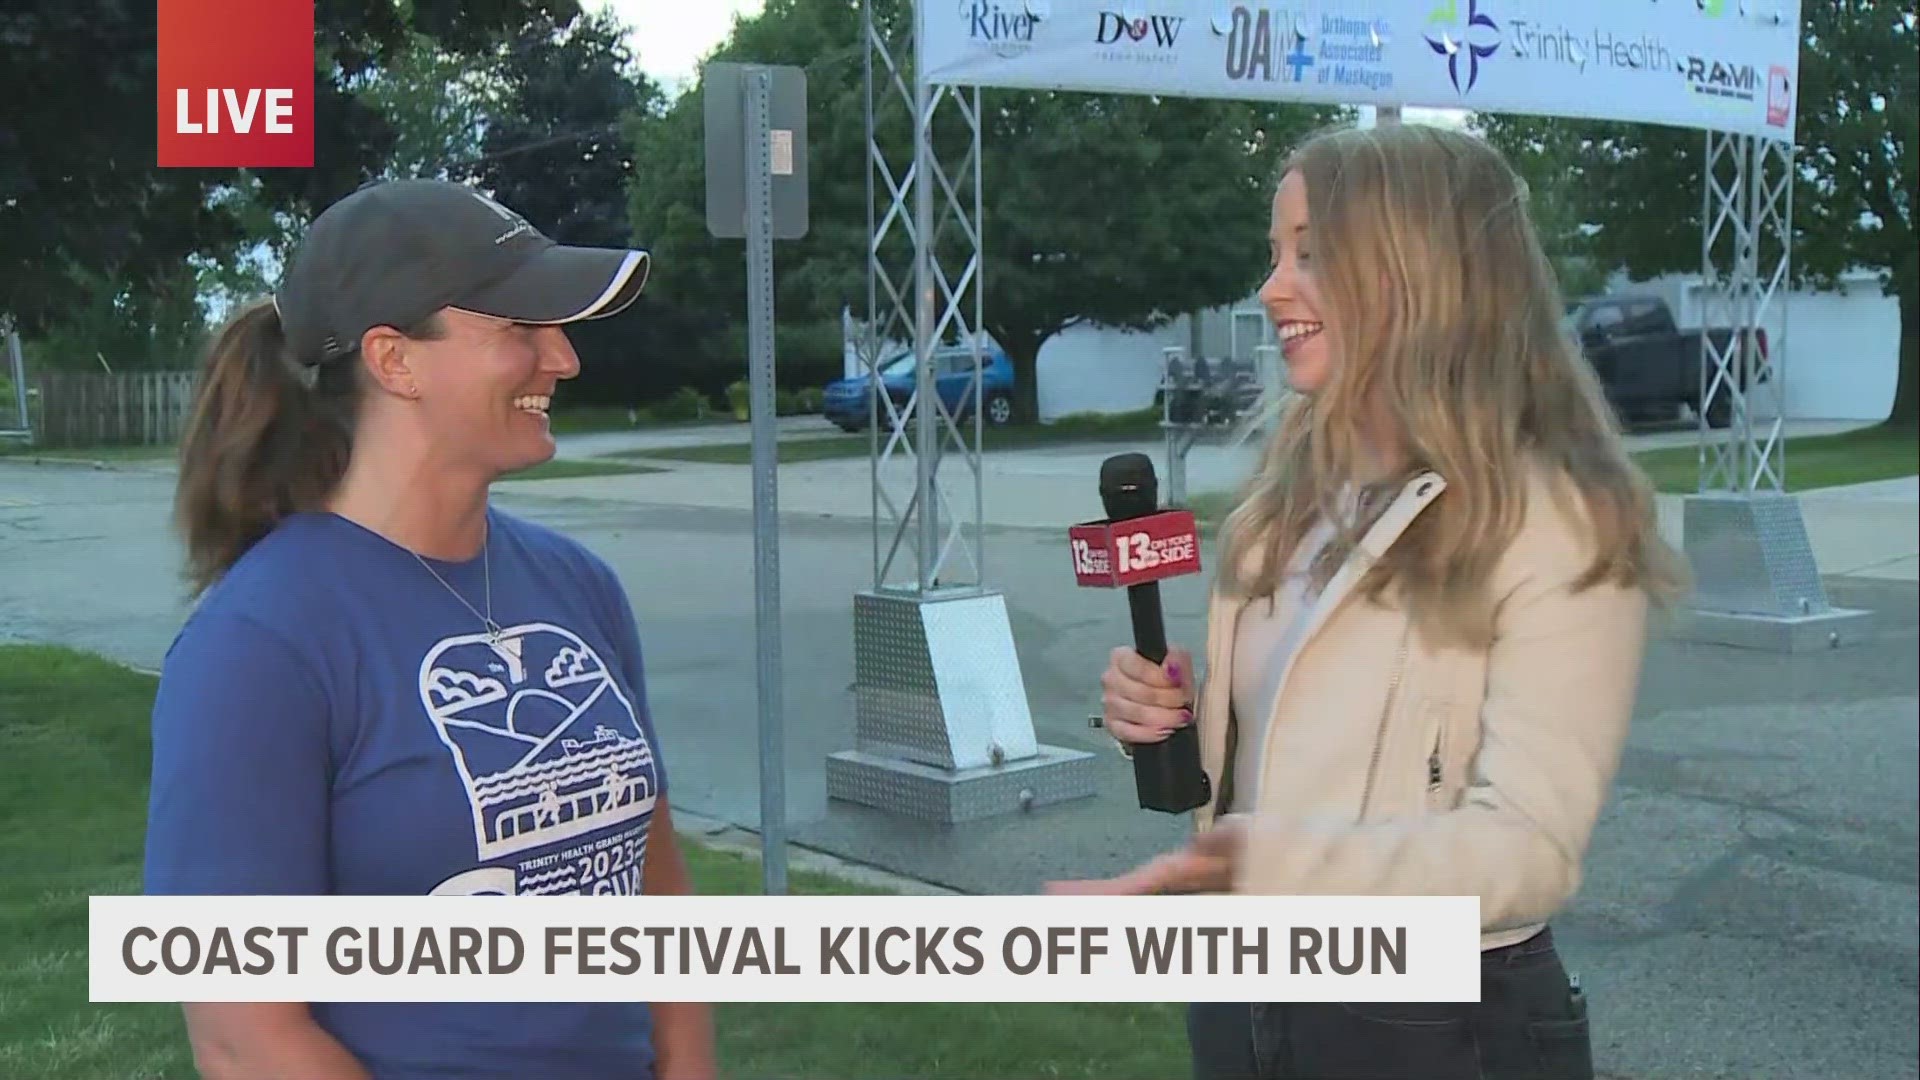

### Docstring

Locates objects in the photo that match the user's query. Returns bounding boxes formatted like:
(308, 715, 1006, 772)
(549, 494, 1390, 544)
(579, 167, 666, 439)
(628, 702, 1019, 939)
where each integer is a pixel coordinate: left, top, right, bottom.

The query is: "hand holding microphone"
(1069, 453, 1211, 814)
(1099, 643, 1195, 747)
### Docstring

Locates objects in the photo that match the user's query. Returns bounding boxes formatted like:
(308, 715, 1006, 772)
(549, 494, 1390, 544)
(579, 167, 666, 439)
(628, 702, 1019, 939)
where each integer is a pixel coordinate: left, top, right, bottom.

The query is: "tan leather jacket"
(1192, 466, 1650, 951)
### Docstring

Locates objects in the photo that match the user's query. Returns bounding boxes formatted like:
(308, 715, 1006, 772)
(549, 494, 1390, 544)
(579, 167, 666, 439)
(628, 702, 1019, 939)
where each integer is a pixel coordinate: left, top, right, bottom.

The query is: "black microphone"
(1099, 453, 1211, 814)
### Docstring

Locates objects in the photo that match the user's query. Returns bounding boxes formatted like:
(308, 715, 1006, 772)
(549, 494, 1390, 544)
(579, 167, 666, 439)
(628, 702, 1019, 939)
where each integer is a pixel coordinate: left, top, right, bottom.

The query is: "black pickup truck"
(1565, 294, 1767, 429)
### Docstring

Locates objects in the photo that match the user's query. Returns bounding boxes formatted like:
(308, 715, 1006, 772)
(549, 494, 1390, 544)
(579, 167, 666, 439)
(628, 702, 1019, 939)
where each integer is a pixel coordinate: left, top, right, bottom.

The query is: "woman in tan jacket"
(1054, 123, 1688, 1079)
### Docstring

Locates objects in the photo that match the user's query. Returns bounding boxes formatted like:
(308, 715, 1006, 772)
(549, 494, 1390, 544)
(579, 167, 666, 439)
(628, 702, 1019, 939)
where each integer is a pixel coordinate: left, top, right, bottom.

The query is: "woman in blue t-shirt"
(143, 179, 717, 1080)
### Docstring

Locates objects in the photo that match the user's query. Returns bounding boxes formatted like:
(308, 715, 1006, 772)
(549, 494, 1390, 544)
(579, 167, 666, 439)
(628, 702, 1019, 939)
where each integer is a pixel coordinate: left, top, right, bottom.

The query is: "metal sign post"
(2, 319, 32, 442)
(705, 61, 809, 894)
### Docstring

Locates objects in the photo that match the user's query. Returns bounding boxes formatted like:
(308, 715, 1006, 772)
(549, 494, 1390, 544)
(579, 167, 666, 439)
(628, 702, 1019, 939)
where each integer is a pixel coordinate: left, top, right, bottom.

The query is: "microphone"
(1069, 452, 1211, 814)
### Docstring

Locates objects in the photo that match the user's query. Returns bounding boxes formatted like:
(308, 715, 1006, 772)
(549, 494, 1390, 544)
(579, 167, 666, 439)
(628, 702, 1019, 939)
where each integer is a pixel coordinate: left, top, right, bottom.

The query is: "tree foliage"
(0, 0, 581, 353)
(463, 8, 662, 247)
(1479, 2, 1917, 421)
(628, 0, 1345, 414)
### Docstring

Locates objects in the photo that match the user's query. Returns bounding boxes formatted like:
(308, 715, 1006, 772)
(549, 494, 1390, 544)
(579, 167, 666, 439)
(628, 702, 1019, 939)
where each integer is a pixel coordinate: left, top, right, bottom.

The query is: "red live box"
(157, 0, 315, 167)
(1068, 509, 1203, 588)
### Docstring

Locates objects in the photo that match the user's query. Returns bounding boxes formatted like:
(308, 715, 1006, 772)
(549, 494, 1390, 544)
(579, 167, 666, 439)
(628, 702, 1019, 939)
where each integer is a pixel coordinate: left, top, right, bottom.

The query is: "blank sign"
(703, 63, 809, 241)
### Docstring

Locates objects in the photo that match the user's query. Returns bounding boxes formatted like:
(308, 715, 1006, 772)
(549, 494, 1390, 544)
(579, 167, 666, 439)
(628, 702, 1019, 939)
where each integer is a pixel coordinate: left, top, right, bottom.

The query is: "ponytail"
(174, 298, 358, 597)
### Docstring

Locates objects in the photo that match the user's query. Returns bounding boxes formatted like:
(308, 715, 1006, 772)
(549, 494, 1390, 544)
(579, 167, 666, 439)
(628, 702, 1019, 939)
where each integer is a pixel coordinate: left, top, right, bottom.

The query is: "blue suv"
(820, 344, 1017, 432)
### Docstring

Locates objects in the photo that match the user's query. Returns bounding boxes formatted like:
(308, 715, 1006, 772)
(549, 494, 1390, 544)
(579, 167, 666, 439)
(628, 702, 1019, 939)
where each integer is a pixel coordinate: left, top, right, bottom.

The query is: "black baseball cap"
(273, 179, 651, 366)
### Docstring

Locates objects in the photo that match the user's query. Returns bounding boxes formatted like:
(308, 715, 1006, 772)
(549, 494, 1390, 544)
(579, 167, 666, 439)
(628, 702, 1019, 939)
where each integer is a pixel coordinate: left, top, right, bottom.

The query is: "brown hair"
(172, 299, 440, 596)
(1219, 123, 1687, 649)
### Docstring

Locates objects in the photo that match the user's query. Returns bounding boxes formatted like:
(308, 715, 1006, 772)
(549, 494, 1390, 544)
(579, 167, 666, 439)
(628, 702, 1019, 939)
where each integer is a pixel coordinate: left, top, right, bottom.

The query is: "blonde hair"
(1218, 123, 1687, 649)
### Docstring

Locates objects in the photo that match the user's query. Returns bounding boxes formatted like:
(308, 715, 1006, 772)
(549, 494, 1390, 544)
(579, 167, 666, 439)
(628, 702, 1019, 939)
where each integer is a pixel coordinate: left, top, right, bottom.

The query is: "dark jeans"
(1186, 927, 1593, 1080)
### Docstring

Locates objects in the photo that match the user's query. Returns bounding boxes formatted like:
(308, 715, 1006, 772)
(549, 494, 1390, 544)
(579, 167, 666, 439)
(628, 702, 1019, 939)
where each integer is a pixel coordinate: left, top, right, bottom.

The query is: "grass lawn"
(504, 458, 665, 481)
(1631, 422, 1917, 494)
(547, 409, 728, 437)
(1183, 423, 1919, 527)
(0, 644, 1189, 1079)
(612, 410, 1164, 466)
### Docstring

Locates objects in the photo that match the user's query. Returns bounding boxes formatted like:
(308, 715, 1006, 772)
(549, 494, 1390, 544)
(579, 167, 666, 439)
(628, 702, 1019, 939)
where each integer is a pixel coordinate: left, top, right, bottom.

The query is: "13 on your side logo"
(157, 0, 314, 168)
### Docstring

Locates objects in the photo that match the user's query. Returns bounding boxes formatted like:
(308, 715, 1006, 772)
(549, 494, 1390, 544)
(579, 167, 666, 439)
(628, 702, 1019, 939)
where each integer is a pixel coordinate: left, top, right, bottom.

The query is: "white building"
(843, 269, 1902, 425)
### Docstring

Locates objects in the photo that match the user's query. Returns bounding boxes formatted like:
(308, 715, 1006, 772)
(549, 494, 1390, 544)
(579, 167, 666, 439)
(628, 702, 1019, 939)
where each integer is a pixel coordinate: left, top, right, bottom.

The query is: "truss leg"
(828, 1, 1094, 824)
(1680, 132, 1870, 652)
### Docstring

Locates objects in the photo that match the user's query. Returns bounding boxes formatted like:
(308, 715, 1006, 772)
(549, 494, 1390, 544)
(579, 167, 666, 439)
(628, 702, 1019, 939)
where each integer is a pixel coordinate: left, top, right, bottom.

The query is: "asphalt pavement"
(1, 435, 1915, 1080)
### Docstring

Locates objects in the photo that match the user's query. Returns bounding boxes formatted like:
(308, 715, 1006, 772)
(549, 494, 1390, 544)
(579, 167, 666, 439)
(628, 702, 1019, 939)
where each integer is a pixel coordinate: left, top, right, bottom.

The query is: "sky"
(588, 0, 766, 93)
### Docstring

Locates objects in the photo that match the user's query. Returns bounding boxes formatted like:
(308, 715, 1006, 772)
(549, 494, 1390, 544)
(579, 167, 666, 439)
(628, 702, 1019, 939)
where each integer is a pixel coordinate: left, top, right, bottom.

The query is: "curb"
(1, 454, 122, 470)
(0, 453, 174, 473)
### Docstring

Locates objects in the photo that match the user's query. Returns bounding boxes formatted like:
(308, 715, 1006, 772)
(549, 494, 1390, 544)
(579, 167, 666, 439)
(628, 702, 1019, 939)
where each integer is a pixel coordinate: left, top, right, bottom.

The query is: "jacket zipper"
(1355, 626, 1411, 822)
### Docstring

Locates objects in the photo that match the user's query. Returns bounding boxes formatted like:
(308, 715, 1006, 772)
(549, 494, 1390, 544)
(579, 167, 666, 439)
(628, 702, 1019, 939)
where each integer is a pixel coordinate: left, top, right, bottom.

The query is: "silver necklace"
(412, 534, 503, 644)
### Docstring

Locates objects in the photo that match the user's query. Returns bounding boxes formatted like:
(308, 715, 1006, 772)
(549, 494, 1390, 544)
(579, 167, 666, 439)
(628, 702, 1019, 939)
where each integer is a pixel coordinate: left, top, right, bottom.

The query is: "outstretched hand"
(1044, 818, 1246, 896)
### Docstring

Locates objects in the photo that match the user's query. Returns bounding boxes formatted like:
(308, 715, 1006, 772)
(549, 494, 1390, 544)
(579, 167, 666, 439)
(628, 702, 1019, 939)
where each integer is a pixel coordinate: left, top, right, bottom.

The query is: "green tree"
(1479, 2, 1917, 424)
(464, 8, 662, 247)
(351, 31, 512, 180)
(628, 0, 1344, 417)
(0, 0, 580, 350)
(453, 7, 715, 411)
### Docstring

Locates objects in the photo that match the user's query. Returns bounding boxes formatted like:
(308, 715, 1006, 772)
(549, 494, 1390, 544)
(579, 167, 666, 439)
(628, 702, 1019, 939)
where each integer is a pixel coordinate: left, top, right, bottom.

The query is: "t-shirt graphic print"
(421, 620, 659, 897)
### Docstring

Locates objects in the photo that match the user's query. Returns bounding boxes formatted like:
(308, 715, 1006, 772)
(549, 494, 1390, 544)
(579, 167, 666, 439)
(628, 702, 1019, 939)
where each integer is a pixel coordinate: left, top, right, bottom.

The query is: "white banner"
(922, 1, 1802, 142)
(91, 893, 1481, 1003)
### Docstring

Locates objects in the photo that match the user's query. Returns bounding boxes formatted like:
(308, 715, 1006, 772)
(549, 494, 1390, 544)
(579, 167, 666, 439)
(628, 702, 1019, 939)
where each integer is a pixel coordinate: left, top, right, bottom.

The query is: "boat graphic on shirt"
(417, 621, 658, 895)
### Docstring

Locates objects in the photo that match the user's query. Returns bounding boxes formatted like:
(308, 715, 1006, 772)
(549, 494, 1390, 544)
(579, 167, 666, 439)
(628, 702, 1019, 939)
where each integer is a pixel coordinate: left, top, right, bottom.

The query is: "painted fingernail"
(1181, 708, 1193, 725)
(1168, 662, 1184, 686)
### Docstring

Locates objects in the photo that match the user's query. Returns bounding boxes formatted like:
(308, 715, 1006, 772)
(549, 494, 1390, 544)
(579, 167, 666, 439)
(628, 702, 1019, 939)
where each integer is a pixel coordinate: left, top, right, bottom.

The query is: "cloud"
(545, 646, 596, 686)
(428, 668, 507, 710)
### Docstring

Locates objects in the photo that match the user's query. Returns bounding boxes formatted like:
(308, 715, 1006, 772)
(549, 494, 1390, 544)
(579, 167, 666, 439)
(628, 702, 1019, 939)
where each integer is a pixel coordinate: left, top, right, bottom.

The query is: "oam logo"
(1223, 6, 1308, 83)
(157, 0, 313, 167)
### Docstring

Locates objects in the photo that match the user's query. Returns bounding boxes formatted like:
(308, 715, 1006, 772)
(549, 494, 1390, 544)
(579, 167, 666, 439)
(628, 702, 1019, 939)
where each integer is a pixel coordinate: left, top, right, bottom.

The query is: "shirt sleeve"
(591, 557, 669, 796)
(143, 610, 333, 896)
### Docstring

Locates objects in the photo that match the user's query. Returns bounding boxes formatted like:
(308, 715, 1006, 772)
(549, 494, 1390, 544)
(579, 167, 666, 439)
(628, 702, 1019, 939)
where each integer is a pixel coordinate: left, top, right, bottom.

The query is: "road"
(1, 443, 1915, 1080)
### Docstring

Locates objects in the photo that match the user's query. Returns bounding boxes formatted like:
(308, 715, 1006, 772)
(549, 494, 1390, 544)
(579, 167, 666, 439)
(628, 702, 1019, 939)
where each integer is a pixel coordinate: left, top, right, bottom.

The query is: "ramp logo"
(419, 622, 660, 896)
(1425, 0, 1500, 94)
(157, 0, 313, 167)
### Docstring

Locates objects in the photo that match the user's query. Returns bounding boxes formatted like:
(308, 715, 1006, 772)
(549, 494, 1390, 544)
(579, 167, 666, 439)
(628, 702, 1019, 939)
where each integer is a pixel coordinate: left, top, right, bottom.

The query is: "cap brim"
(450, 245, 651, 325)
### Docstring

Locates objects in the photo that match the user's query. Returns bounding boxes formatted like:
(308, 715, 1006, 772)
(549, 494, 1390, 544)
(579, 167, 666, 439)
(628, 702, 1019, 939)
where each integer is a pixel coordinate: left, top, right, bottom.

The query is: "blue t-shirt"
(143, 507, 667, 1079)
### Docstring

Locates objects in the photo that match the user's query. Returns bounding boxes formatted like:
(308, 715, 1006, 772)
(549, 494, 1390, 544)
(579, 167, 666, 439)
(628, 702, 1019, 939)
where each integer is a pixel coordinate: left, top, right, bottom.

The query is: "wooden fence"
(22, 369, 198, 448)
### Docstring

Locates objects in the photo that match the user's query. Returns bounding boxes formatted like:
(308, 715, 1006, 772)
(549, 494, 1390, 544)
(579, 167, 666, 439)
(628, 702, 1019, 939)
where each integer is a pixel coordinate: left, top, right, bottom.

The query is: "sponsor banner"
(923, 1, 1801, 141)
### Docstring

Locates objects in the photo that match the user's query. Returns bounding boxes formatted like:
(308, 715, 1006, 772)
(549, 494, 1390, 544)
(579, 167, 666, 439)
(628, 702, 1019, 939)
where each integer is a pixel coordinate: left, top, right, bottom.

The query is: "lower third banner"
(91, 893, 1480, 1003)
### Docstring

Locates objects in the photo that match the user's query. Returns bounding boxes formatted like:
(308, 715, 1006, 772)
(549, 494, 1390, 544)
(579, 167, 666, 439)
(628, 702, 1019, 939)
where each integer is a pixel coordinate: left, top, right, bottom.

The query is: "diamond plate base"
(825, 745, 1097, 825)
(1679, 491, 1872, 653)
(830, 587, 1098, 823)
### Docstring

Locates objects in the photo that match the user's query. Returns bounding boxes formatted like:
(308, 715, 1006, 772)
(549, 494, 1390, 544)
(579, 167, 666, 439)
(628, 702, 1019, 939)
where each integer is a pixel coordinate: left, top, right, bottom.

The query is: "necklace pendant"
(485, 619, 504, 644)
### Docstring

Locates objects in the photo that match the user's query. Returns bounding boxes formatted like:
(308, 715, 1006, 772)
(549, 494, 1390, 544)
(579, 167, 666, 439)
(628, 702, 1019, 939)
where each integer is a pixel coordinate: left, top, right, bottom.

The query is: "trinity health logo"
(1425, 0, 1501, 94)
